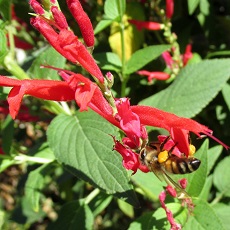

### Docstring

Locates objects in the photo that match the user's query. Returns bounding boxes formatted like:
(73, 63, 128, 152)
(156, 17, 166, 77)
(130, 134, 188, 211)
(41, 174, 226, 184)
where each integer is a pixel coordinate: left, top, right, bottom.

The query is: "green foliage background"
(0, 0, 230, 229)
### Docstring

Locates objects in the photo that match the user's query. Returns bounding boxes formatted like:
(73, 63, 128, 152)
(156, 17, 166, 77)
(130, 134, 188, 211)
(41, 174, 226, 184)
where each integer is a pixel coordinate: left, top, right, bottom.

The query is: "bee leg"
(160, 136, 171, 151)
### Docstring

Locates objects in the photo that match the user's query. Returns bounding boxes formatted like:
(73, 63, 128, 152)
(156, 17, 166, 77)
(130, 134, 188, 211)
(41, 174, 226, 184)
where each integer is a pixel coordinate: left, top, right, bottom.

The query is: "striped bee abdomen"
(163, 157, 201, 174)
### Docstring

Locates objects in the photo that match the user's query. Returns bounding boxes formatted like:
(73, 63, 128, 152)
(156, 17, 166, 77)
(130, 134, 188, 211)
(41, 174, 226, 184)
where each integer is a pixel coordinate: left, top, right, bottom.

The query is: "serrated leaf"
(47, 201, 94, 230)
(124, 45, 171, 74)
(213, 156, 230, 197)
(28, 46, 65, 80)
(94, 52, 122, 72)
(47, 111, 139, 207)
(25, 164, 53, 212)
(184, 199, 225, 230)
(140, 59, 230, 118)
(187, 0, 200, 15)
(222, 83, 230, 111)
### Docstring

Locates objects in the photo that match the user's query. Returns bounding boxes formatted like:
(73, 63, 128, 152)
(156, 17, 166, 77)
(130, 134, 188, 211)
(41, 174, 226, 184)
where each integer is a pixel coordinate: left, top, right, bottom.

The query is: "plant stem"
(84, 188, 100, 204)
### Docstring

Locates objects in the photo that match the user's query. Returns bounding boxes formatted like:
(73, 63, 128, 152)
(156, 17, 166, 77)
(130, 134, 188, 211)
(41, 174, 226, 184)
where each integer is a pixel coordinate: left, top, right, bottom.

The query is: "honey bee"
(139, 139, 201, 198)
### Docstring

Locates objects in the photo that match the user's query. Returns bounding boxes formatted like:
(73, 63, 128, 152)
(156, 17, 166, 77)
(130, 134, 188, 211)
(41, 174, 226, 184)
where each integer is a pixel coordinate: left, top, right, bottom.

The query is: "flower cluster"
(0, 0, 229, 227)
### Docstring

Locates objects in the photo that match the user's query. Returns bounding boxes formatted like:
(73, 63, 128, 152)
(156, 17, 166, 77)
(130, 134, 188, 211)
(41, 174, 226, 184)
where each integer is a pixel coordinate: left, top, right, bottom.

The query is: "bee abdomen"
(164, 158, 201, 174)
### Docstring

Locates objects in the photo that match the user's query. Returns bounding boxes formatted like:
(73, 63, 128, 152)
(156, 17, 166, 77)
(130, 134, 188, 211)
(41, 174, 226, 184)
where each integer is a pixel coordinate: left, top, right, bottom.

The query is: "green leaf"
(47, 111, 139, 207)
(199, 175, 213, 200)
(25, 164, 53, 212)
(0, 158, 17, 173)
(28, 46, 66, 80)
(47, 201, 94, 230)
(94, 52, 122, 72)
(199, 0, 209, 15)
(184, 199, 225, 230)
(213, 156, 230, 197)
(131, 170, 164, 201)
(104, 0, 125, 20)
(0, 0, 11, 20)
(187, 0, 200, 15)
(124, 45, 171, 74)
(222, 83, 230, 111)
(117, 199, 134, 218)
(213, 203, 230, 230)
(207, 145, 223, 175)
(94, 19, 113, 34)
(88, 192, 112, 216)
(140, 59, 230, 118)
(0, 29, 8, 63)
(128, 203, 186, 230)
(2, 115, 14, 154)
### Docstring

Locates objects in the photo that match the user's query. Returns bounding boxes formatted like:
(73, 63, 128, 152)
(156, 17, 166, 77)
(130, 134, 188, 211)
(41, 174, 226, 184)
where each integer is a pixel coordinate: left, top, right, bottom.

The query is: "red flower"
(128, 19, 164, 31)
(0, 76, 75, 119)
(157, 135, 183, 158)
(166, 0, 174, 19)
(137, 70, 170, 82)
(30, 18, 104, 83)
(51, 6, 68, 30)
(113, 139, 140, 174)
(29, 0, 104, 83)
(159, 189, 182, 230)
(66, 0, 94, 47)
(29, 0, 45, 14)
(162, 51, 174, 69)
(115, 98, 142, 148)
(131, 105, 229, 154)
(182, 44, 193, 66)
(59, 71, 99, 111)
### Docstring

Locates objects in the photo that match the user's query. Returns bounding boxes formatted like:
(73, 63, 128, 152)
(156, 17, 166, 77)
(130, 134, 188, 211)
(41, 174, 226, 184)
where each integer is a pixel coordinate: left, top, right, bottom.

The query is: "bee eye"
(140, 150, 146, 160)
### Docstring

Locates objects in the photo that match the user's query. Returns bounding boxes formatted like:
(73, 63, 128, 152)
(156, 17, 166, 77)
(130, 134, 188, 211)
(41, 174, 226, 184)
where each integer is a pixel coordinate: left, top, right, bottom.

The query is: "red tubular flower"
(115, 98, 142, 147)
(162, 51, 174, 69)
(113, 139, 140, 173)
(166, 0, 174, 19)
(137, 70, 170, 82)
(131, 105, 230, 154)
(59, 71, 99, 111)
(30, 18, 104, 83)
(51, 6, 68, 30)
(128, 19, 164, 31)
(29, 0, 45, 14)
(0, 76, 75, 119)
(157, 135, 183, 158)
(66, 0, 94, 47)
(159, 190, 182, 230)
(182, 44, 193, 66)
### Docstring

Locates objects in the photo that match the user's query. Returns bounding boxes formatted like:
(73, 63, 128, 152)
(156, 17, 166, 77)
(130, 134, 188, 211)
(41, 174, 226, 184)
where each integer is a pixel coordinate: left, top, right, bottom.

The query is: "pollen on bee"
(158, 150, 169, 163)
(189, 144, 196, 156)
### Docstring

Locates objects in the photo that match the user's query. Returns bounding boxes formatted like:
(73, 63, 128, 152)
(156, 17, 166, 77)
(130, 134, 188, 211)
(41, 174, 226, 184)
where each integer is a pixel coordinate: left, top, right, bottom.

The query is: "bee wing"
(161, 168, 190, 199)
(149, 164, 190, 199)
